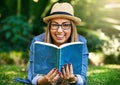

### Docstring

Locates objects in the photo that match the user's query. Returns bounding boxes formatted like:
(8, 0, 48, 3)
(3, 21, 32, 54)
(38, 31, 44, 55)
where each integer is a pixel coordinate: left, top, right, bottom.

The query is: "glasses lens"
(51, 23, 71, 30)
(51, 24, 59, 30)
(62, 24, 71, 30)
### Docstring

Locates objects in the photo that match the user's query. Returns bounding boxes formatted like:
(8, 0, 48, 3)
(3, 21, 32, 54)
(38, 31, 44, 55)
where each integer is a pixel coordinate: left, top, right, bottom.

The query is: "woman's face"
(50, 18, 72, 46)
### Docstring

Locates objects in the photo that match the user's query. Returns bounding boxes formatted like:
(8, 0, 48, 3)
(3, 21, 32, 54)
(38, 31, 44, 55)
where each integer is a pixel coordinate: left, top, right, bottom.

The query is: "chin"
(55, 40, 66, 44)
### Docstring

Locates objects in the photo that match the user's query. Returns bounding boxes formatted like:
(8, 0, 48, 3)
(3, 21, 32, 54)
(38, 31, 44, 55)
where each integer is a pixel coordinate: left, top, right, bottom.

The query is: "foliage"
(102, 36, 120, 64)
(0, 50, 29, 65)
(0, 0, 120, 64)
(74, 0, 120, 64)
(0, 15, 32, 51)
(77, 27, 105, 52)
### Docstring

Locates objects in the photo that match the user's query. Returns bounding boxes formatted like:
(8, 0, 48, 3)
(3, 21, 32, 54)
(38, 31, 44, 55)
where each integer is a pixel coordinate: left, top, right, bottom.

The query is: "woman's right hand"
(37, 68, 61, 85)
(44, 68, 61, 84)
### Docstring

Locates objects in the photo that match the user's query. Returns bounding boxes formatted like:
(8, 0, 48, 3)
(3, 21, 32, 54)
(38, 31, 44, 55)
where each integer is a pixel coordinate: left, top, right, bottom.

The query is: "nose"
(57, 26, 63, 32)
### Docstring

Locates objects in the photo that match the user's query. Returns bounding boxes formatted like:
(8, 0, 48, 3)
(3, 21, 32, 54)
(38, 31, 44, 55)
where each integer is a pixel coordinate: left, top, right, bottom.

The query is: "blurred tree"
(29, 0, 50, 35)
(58, 0, 71, 3)
(0, 0, 119, 64)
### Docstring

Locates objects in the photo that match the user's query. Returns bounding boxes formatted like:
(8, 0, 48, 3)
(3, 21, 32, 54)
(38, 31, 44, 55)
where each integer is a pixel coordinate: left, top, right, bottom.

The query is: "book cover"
(33, 41, 83, 75)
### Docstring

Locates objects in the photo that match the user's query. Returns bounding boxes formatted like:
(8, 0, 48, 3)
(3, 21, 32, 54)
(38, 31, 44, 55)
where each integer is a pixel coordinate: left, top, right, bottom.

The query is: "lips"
(56, 35, 64, 40)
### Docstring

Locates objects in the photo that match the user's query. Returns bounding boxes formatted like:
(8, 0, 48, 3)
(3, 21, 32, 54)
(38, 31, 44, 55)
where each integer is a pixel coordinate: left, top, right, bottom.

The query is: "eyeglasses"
(50, 22, 72, 30)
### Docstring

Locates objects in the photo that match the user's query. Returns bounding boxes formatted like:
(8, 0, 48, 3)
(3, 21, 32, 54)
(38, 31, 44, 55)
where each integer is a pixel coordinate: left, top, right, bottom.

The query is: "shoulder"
(32, 33, 45, 42)
(30, 33, 45, 49)
(78, 35, 87, 43)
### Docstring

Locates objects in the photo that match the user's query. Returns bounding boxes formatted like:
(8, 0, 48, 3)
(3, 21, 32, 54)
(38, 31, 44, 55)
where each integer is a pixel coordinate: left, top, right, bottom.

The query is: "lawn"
(87, 65, 120, 85)
(0, 64, 120, 85)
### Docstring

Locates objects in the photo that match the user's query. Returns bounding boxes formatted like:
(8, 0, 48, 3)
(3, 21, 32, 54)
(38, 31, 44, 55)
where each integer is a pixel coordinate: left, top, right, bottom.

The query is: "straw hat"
(43, 2, 81, 25)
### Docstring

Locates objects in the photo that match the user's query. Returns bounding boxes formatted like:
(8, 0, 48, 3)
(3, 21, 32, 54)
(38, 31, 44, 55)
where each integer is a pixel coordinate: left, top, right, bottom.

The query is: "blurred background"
(0, 0, 120, 70)
(0, 0, 120, 85)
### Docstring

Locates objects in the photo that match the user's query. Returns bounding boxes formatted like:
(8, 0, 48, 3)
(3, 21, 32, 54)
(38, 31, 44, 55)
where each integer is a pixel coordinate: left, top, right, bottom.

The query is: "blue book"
(33, 41, 83, 75)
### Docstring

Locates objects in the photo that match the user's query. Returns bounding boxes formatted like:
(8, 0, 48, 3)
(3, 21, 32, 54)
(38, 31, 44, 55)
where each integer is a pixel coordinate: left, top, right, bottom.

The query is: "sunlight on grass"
(87, 64, 120, 85)
(113, 25, 120, 31)
(87, 69, 108, 76)
(5, 71, 17, 75)
(105, 64, 120, 69)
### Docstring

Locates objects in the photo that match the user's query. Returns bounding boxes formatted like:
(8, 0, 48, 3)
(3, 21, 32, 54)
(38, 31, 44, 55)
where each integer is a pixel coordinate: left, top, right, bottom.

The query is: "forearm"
(74, 74, 84, 85)
(32, 75, 50, 85)
(37, 76, 50, 85)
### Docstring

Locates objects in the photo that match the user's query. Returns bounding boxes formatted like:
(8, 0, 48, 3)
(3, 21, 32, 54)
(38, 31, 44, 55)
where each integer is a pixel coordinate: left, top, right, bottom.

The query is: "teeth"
(56, 35, 64, 38)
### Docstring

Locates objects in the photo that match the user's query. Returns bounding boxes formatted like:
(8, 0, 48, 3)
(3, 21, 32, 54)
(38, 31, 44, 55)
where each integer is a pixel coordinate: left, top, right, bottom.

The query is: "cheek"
(66, 30, 71, 38)
(50, 30, 56, 37)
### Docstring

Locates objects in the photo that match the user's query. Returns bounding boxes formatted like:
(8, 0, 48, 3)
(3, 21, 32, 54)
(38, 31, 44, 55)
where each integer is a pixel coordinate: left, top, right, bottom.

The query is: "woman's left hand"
(61, 64, 77, 83)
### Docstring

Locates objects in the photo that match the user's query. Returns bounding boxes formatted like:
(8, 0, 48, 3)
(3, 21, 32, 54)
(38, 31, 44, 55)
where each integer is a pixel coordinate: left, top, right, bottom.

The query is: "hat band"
(50, 12, 73, 16)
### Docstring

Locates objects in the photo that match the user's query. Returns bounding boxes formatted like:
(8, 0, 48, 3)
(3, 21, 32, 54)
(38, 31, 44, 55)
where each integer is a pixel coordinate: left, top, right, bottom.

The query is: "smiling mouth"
(56, 35, 64, 40)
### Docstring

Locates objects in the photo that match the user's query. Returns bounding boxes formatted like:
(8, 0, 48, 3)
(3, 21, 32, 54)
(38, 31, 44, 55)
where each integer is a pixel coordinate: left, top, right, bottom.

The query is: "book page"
(34, 41, 83, 49)
(33, 41, 59, 74)
(59, 42, 83, 48)
(34, 41, 58, 48)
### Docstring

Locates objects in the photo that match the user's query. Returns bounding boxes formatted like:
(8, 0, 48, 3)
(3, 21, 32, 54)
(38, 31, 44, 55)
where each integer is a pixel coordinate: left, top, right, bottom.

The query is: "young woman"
(28, 2, 89, 85)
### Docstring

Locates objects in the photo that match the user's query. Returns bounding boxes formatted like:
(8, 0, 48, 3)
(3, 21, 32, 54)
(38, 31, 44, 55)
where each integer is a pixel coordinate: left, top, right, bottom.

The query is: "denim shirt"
(27, 33, 89, 85)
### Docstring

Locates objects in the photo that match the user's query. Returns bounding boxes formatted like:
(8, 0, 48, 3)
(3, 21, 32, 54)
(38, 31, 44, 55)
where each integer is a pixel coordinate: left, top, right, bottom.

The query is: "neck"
(54, 42, 63, 47)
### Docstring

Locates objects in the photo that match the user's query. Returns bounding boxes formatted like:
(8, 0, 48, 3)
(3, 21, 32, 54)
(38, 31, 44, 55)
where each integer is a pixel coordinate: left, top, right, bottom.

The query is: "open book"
(33, 41, 83, 75)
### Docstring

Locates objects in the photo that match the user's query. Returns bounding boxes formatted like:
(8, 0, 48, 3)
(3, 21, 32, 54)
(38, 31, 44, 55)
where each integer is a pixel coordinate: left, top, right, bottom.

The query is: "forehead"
(51, 18, 71, 23)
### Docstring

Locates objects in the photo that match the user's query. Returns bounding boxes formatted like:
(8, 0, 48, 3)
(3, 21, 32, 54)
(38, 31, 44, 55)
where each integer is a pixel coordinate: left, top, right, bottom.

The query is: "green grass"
(87, 65, 120, 85)
(0, 65, 27, 85)
(0, 64, 120, 85)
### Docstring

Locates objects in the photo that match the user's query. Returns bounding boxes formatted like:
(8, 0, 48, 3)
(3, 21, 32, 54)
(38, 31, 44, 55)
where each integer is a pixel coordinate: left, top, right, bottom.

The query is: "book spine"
(58, 49, 61, 72)
(56, 49, 59, 71)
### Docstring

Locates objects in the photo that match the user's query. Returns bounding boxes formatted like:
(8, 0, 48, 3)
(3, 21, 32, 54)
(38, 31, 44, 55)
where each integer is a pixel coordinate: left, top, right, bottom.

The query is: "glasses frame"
(50, 22, 72, 30)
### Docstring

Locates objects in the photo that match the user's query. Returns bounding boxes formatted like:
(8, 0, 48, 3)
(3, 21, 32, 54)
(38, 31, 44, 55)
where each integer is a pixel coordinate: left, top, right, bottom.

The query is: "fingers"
(65, 64, 70, 79)
(45, 64, 76, 84)
(69, 64, 74, 77)
(50, 68, 58, 79)
(45, 68, 61, 83)
(69, 64, 73, 74)
(62, 66, 66, 78)
(47, 68, 56, 77)
(62, 64, 77, 83)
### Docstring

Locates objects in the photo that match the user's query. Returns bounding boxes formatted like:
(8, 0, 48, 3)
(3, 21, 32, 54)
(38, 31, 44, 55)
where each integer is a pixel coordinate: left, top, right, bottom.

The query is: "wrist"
(37, 76, 50, 85)
(68, 75, 77, 84)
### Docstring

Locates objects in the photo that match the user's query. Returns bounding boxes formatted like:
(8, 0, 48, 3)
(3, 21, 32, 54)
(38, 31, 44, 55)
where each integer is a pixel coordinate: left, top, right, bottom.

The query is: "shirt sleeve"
(32, 75, 44, 85)
(27, 34, 45, 84)
(27, 38, 35, 82)
(77, 35, 89, 85)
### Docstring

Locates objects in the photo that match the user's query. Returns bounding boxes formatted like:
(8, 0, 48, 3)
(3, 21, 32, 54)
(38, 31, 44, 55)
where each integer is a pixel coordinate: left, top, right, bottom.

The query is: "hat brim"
(43, 14, 81, 25)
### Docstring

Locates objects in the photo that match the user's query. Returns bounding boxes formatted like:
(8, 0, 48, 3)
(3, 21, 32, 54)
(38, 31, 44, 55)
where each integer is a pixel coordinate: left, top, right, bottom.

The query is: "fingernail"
(53, 68, 57, 72)
(57, 70, 59, 73)
(65, 64, 68, 66)
(59, 72, 61, 76)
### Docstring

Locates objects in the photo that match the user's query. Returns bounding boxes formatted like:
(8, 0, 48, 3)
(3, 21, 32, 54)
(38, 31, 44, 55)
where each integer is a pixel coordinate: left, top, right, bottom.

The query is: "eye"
(51, 24, 58, 27)
(63, 24, 71, 27)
